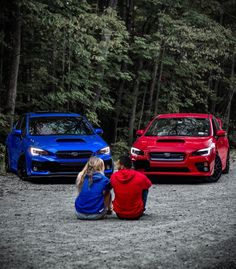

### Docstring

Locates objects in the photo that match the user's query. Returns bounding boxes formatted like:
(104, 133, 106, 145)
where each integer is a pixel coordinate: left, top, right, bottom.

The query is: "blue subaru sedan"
(5, 112, 113, 179)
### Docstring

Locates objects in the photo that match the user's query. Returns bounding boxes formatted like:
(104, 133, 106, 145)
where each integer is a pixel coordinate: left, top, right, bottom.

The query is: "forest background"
(0, 0, 236, 160)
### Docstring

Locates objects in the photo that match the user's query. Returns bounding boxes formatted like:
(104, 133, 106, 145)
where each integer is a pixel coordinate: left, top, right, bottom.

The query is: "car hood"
(27, 135, 107, 153)
(133, 136, 213, 153)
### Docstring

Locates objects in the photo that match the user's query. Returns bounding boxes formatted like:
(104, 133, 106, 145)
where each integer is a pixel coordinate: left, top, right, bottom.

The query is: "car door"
(10, 116, 27, 170)
(212, 117, 227, 165)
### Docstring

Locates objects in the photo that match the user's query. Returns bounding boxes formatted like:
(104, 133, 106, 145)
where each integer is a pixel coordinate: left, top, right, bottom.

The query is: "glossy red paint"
(131, 113, 230, 181)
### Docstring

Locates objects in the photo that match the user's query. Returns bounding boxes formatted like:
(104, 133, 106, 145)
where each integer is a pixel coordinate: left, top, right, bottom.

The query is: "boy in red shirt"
(110, 155, 152, 220)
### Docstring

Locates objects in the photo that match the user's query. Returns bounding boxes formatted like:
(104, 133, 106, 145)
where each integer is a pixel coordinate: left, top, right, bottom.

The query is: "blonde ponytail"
(76, 157, 105, 193)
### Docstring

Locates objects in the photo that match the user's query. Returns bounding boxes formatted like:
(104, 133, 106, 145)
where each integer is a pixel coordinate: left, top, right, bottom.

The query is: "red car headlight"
(131, 147, 144, 156)
(192, 145, 215, 157)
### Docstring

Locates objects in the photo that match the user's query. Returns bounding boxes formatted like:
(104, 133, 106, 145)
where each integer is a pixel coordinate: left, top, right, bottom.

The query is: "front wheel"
(206, 155, 222, 183)
(17, 157, 28, 180)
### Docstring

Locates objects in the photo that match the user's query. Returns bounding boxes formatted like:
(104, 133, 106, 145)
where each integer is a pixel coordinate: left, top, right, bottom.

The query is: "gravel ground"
(0, 151, 236, 269)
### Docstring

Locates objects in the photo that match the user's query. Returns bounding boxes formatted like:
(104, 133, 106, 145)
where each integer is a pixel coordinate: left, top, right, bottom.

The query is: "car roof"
(157, 113, 212, 119)
(28, 112, 81, 118)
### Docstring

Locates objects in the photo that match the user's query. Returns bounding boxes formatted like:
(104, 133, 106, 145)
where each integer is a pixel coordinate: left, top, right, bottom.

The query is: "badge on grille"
(164, 153, 171, 158)
(71, 152, 79, 157)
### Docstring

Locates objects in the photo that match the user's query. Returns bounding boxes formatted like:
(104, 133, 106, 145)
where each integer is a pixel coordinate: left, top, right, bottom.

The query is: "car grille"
(149, 152, 185, 162)
(56, 150, 93, 159)
(133, 160, 189, 172)
(148, 167, 190, 172)
(32, 161, 85, 173)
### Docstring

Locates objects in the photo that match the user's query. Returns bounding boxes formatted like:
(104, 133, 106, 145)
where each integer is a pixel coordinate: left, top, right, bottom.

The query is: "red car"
(131, 113, 230, 182)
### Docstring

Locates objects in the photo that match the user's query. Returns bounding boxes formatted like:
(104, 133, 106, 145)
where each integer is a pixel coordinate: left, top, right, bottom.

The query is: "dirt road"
(0, 152, 236, 269)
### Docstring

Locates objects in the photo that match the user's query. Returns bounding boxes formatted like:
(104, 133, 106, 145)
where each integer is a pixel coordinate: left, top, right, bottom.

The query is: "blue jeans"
(75, 209, 107, 220)
(142, 189, 149, 210)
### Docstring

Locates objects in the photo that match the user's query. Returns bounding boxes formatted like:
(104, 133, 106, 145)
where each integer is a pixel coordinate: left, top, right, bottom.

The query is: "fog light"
(33, 166, 38, 171)
(196, 162, 210, 172)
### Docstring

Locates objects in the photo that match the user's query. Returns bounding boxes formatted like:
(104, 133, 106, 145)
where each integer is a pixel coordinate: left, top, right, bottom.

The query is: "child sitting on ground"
(111, 155, 152, 220)
(75, 157, 112, 220)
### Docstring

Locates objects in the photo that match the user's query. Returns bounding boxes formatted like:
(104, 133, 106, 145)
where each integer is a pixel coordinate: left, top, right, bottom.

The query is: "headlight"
(192, 145, 215, 157)
(96, 146, 110, 155)
(29, 147, 49, 156)
(131, 147, 144, 156)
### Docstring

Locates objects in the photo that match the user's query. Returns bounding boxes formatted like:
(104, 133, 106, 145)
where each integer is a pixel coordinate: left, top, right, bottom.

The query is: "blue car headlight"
(96, 146, 110, 155)
(29, 147, 50, 156)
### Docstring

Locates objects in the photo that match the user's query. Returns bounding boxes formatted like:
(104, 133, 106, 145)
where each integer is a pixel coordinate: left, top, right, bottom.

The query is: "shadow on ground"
(149, 175, 212, 185)
(25, 176, 76, 185)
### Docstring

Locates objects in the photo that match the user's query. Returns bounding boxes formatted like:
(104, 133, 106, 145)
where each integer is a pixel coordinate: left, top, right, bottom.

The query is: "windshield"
(145, 117, 210, 137)
(29, 117, 94, 136)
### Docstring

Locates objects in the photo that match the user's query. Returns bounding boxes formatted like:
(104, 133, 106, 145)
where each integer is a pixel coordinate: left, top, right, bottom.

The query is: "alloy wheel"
(18, 157, 28, 180)
(207, 155, 222, 183)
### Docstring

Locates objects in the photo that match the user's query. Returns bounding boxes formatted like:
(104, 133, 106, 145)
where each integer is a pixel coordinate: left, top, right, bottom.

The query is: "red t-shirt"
(110, 169, 152, 219)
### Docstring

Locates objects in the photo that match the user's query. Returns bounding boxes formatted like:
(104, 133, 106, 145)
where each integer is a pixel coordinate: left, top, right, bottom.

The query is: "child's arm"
(76, 172, 83, 193)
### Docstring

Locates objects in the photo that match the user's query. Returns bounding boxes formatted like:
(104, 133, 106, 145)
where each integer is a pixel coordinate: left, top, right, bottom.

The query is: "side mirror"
(12, 129, 22, 136)
(95, 128, 103, 135)
(216, 130, 226, 137)
(136, 129, 144, 136)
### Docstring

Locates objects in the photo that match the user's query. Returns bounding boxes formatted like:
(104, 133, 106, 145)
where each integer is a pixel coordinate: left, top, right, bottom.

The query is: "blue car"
(5, 112, 113, 179)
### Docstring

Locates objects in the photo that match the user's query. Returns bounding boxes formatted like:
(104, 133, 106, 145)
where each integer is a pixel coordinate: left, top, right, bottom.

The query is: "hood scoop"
(56, 138, 85, 143)
(156, 139, 185, 143)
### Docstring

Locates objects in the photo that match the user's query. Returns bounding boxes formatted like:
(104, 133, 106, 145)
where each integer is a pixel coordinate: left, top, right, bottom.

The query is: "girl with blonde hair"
(75, 157, 112, 220)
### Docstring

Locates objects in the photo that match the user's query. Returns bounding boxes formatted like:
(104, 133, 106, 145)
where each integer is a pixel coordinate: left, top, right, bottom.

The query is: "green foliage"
(111, 140, 130, 161)
(0, 0, 236, 146)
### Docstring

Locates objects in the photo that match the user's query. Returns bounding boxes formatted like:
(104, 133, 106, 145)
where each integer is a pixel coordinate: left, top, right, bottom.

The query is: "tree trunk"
(62, 29, 66, 90)
(145, 46, 161, 122)
(154, 45, 165, 115)
(0, 7, 4, 94)
(211, 79, 219, 114)
(138, 85, 147, 130)
(92, 1, 117, 112)
(128, 59, 143, 145)
(126, 0, 134, 34)
(113, 78, 125, 143)
(112, 2, 130, 143)
(225, 53, 235, 131)
(6, 2, 21, 128)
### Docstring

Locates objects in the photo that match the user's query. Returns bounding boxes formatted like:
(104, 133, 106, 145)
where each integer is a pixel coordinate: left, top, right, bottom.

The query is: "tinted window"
(212, 117, 220, 135)
(29, 117, 94, 136)
(145, 118, 210, 137)
(15, 118, 22, 129)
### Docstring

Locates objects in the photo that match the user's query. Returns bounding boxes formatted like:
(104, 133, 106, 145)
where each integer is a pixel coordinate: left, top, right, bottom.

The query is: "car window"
(15, 118, 22, 129)
(212, 117, 220, 136)
(29, 116, 94, 136)
(145, 117, 210, 137)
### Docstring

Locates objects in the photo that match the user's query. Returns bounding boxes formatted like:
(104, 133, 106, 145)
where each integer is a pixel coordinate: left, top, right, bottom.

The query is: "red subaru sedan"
(131, 113, 230, 182)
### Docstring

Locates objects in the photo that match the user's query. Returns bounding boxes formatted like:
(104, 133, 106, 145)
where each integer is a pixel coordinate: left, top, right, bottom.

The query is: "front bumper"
(26, 155, 113, 178)
(131, 154, 215, 177)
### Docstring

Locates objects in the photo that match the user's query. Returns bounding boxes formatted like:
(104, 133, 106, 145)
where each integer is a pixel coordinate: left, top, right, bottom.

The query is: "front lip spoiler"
(27, 171, 113, 178)
(27, 174, 78, 178)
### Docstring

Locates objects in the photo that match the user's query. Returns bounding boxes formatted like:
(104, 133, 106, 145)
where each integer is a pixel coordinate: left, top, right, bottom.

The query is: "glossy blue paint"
(5, 112, 113, 178)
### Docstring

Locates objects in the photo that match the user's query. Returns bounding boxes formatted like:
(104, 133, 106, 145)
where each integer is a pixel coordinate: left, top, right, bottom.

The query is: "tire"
(17, 156, 28, 180)
(222, 151, 230, 174)
(206, 155, 222, 183)
(5, 147, 11, 173)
